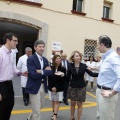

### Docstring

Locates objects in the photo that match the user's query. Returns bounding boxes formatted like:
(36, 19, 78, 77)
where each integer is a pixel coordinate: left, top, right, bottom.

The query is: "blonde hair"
(69, 50, 82, 62)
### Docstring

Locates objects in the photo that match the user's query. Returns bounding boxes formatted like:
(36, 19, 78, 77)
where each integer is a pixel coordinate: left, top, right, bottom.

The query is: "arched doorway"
(0, 11, 48, 61)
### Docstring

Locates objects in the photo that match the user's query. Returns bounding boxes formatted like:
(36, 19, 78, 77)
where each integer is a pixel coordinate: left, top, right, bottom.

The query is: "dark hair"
(60, 50, 63, 54)
(0, 41, 2, 45)
(3, 33, 17, 44)
(52, 54, 62, 69)
(34, 40, 45, 47)
(52, 51, 55, 55)
(88, 56, 95, 61)
(98, 35, 112, 48)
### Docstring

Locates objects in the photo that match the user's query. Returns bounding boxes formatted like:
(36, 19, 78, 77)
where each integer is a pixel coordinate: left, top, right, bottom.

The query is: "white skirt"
(48, 91, 63, 101)
(86, 73, 94, 82)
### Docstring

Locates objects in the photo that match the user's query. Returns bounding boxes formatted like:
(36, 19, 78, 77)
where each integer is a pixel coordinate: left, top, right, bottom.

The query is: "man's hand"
(101, 90, 112, 98)
(36, 70, 42, 73)
(22, 71, 28, 77)
(52, 87, 57, 92)
(0, 94, 2, 101)
(45, 66, 51, 70)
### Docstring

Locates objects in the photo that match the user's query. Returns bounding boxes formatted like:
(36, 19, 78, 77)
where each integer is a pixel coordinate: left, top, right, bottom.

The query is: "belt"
(97, 84, 112, 90)
(0, 80, 12, 83)
(0, 80, 12, 85)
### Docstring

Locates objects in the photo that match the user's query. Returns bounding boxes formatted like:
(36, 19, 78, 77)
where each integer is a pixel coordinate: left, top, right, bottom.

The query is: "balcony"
(5, 0, 42, 7)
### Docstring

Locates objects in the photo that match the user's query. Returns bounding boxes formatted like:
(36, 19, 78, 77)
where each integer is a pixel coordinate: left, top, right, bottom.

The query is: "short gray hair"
(34, 40, 45, 47)
(25, 47, 32, 52)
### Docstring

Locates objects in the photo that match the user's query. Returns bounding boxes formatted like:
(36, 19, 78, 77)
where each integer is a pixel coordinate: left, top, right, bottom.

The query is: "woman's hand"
(55, 71, 64, 77)
(60, 72, 64, 77)
(52, 87, 57, 92)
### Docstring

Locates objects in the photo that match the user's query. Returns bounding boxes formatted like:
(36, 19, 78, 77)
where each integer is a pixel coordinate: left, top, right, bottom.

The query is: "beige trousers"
(27, 84, 46, 120)
(96, 88, 118, 120)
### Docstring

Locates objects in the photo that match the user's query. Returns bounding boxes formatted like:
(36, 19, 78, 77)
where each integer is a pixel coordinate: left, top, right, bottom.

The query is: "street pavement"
(10, 77, 120, 120)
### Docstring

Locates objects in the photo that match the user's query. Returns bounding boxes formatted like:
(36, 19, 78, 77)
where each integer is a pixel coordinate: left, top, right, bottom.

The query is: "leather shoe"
(24, 101, 29, 106)
(64, 100, 69, 105)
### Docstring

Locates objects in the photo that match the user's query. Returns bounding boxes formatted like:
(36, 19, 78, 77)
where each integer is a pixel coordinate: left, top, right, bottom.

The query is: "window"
(73, 0, 83, 12)
(103, 6, 110, 19)
(102, 2, 114, 22)
(84, 39, 98, 59)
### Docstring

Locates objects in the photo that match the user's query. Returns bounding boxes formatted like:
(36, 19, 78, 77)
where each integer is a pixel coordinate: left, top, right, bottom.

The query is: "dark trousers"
(0, 81, 14, 120)
(63, 81, 69, 102)
(22, 87, 29, 102)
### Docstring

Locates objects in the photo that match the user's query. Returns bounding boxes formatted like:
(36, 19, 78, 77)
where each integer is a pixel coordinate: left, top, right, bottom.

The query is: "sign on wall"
(52, 42, 61, 51)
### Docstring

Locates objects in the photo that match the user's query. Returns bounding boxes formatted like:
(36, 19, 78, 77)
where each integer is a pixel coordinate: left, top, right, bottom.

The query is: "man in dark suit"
(61, 53, 70, 105)
(26, 40, 53, 120)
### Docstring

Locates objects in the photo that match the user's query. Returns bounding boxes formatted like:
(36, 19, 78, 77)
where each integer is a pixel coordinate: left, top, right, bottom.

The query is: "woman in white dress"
(86, 56, 96, 91)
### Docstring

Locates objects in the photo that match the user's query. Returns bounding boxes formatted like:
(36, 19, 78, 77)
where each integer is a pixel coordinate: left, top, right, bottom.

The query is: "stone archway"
(0, 11, 48, 55)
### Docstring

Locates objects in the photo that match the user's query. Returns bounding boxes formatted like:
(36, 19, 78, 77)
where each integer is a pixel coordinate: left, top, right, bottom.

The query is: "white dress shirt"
(17, 54, 28, 87)
(97, 49, 120, 92)
(62, 60, 68, 70)
(36, 52, 43, 70)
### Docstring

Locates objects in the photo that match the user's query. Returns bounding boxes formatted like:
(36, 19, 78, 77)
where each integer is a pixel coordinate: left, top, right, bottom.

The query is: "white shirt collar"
(35, 52, 42, 59)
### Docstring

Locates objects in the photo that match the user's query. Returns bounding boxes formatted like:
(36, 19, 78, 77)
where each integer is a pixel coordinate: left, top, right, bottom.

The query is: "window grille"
(84, 39, 98, 58)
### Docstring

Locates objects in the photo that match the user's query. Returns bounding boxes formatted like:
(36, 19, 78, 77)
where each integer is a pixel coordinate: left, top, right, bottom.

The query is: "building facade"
(0, 0, 120, 60)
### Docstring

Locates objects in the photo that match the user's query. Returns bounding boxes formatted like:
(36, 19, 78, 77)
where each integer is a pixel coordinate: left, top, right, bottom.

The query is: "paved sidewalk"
(10, 77, 120, 120)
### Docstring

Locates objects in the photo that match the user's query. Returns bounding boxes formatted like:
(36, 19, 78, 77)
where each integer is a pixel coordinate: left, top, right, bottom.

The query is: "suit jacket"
(67, 62, 98, 88)
(25, 53, 53, 94)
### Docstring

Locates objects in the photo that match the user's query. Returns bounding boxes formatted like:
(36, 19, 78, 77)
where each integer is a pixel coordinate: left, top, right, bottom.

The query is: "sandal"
(52, 113, 57, 120)
(51, 111, 54, 120)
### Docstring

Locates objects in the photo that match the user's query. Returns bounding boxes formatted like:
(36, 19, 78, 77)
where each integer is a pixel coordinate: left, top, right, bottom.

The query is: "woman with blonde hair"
(67, 50, 98, 120)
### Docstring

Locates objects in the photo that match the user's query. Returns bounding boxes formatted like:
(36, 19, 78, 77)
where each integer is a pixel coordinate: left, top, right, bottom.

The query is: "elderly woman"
(48, 54, 66, 120)
(67, 51, 98, 120)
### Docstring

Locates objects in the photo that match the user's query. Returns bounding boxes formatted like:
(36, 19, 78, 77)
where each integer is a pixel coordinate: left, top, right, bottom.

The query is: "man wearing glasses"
(0, 33, 27, 120)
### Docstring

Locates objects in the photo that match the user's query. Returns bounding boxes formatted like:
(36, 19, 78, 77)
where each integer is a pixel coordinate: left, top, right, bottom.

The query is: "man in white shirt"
(96, 35, 120, 120)
(17, 47, 32, 106)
